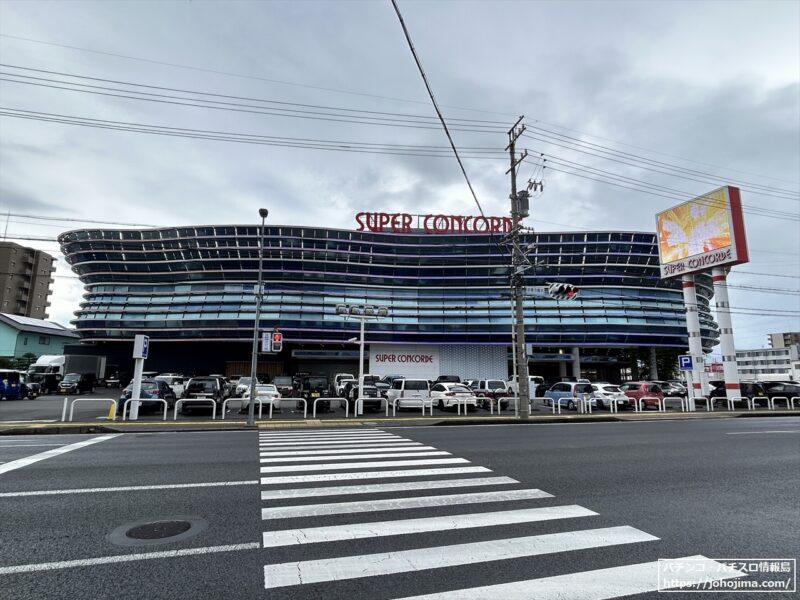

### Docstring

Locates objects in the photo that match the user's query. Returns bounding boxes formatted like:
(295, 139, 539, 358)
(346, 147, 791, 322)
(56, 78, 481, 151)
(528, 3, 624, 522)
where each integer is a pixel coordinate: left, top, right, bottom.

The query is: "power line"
(528, 160, 800, 222)
(523, 125, 799, 198)
(0, 63, 508, 126)
(734, 270, 800, 279)
(0, 75, 506, 134)
(389, 0, 490, 225)
(0, 33, 515, 119)
(0, 108, 506, 160)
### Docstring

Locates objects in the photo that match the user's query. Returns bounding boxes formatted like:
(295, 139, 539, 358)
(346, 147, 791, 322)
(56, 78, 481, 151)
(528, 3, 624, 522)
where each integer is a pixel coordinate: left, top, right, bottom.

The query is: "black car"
(300, 375, 330, 411)
(182, 377, 226, 413)
(118, 379, 177, 411)
(57, 373, 96, 395)
(761, 381, 800, 406)
(435, 375, 461, 384)
(709, 381, 766, 406)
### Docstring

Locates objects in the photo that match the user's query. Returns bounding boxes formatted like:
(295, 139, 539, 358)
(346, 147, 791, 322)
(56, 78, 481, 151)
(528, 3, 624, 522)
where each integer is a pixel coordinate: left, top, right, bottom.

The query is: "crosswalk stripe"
(259, 431, 393, 437)
(260, 458, 469, 474)
(262, 505, 595, 547)
(259, 442, 422, 451)
(261, 488, 552, 519)
(260, 445, 432, 457)
(259, 451, 450, 463)
(260, 428, 381, 434)
(259, 476, 518, 500)
(392, 555, 744, 599)
(258, 439, 411, 448)
(258, 435, 401, 443)
(262, 525, 659, 589)
(260, 466, 491, 485)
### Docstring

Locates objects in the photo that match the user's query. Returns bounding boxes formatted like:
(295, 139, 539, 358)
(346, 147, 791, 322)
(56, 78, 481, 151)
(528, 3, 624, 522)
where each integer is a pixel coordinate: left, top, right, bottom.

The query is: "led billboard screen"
(656, 186, 748, 278)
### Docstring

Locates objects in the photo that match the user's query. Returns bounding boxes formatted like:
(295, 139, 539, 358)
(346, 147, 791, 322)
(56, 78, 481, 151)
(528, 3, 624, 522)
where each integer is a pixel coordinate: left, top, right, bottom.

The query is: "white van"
(386, 379, 430, 409)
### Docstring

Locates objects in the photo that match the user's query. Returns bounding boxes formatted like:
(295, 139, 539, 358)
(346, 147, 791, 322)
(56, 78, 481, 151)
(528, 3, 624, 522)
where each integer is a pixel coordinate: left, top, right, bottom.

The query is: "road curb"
(0, 409, 797, 435)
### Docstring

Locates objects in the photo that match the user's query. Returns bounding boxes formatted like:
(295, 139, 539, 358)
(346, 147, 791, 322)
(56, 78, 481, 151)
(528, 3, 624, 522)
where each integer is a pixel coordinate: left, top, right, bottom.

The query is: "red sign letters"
(355, 212, 512, 234)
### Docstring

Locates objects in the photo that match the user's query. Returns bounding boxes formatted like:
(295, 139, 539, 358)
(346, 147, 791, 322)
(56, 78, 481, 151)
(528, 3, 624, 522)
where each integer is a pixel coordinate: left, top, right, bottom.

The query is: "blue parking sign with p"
(678, 355, 693, 370)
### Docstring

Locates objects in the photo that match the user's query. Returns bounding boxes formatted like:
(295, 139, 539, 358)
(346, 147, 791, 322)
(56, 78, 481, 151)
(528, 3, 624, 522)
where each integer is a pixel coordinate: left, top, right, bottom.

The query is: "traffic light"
(547, 282, 579, 300)
(270, 332, 283, 353)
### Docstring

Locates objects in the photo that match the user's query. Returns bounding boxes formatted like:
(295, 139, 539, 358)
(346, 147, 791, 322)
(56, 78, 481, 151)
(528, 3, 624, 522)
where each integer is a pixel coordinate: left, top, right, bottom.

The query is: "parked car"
(182, 376, 226, 413)
(347, 382, 382, 411)
(386, 378, 431, 409)
(118, 379, 177, 411)
(155, 375, 186, 398)
(300, 375, 331, 411)
(470, 379, 511, 410)
(373, 379, 391, 398)
(591, 384, 629, 410)
(57, 372, 96, 395)
(235, 376, 259, 398)
(430, 382, 477, 411)
(656, 380, 687, 398)
(332, 373, 355, 396)
(435, 375, 461, 384)
(273, 375, 294, 398)
(507, 375, 545, 399)
(760, 381, 800, 406)
(543, 382, 597, 410)
(336, 378, 356, 397)
(0, 369, 29, 400)
(619, 382, 664, 410)
(709, 381, 765, 405)
(240, 384, 281, 413)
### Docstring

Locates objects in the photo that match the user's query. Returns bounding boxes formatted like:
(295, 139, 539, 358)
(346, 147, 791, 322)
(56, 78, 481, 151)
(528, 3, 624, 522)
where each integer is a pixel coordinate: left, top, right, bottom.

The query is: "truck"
(27, 354, 107, 394)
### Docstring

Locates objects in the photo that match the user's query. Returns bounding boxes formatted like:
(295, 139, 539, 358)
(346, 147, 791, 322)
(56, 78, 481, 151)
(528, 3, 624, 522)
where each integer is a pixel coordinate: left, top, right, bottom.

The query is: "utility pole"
(507, 116, 529, 419)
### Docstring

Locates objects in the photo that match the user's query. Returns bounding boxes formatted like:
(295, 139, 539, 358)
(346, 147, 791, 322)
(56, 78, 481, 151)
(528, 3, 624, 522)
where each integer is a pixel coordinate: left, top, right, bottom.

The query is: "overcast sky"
(0, 0, 798, 349)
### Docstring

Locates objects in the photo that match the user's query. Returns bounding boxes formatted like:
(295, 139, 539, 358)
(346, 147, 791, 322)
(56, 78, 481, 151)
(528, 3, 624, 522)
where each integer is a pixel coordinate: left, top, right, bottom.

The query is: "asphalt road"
(0, 417, 797, 599)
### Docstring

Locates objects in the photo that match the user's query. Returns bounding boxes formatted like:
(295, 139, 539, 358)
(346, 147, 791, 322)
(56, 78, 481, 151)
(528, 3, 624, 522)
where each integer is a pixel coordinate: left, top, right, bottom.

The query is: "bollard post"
(61, 397, 68, 422)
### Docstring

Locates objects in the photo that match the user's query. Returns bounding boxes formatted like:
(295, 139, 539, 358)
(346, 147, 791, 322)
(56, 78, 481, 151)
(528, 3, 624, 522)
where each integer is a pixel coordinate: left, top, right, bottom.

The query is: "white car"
(506, 375, 544, 399)
(591, 384, 629, 410)
(430, 383, 478, 410)
(241, 384, 282, 412)
(155, 375, 186, 398)
(386, 378, 430, 409)
(336, 377, 356, 397)
(235, 377, 259, 397)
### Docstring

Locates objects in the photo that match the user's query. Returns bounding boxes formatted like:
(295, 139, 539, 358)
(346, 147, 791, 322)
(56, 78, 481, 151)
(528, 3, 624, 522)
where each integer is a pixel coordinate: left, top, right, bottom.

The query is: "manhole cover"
(107, 516, 208, 547)
(126, 520, 191, 540)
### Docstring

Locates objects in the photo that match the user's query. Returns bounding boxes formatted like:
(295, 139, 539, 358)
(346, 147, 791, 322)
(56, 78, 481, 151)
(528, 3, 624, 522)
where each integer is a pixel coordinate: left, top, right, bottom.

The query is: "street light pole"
(247, 208, 269, 427)
(358, 315, 366, 413)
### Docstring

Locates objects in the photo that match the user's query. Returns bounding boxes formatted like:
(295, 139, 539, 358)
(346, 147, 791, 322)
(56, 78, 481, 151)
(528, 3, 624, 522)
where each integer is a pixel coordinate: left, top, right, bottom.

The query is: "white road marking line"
(0, 444, 66, 448)
(0, 420, 57, 423)
(0, 434, 121, 476)
(260, 444, 429, 457)
(263, 504, 595, 547)
(260, 428, 382, 434)
(260, 476, 518, 500)
(0, 480, 260, 498)
(260, 466, 491, 485)
(260, 457, 469, 473)
(259, 440, 416, 448)
(259, 451, 450, 463)
(261, 488, 552, 519)
(259, 431, 394, 437)
(258, 436, 402, 443)
(263, 526, 659, 589)
(726, 430, 799, 435)
(0, 543, 261, 574)
(394, 555, 744, 599)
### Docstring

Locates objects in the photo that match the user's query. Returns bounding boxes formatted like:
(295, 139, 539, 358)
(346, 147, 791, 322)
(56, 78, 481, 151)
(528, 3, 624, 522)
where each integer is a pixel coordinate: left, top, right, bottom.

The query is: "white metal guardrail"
(752, 396, 773, 411)
(65, 397, 117, 422)
(726, 396, 747, 411)
(770, 396, 792, 410)
(293, 398, 308, 419)
(174, 398, 217, 420)
(121, 398, 168, 421)
(488, 396, 516, 415)
(663, 396, 691, 412)
(221, 397, 243, 418)
(793, 396, 800, 410)
(313, 397, 346, 418)
(577, 395, 593, 414)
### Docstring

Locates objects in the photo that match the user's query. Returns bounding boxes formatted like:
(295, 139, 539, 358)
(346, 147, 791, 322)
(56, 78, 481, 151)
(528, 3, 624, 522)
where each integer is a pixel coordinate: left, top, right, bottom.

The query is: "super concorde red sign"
(356, 212, 512, 234)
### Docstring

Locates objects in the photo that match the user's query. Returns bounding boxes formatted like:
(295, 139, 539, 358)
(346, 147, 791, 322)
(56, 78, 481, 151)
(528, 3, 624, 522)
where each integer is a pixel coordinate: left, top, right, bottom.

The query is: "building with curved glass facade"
(58, 224, 719, 380)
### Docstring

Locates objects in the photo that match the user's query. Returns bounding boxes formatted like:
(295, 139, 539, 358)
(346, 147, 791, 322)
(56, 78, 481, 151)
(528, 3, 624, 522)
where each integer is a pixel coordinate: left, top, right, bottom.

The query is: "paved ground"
(0, 417, 797, 599)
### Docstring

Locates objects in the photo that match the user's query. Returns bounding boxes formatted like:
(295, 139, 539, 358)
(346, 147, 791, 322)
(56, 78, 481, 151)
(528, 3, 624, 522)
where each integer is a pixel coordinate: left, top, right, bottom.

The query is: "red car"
(619, 382, 664, 410)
